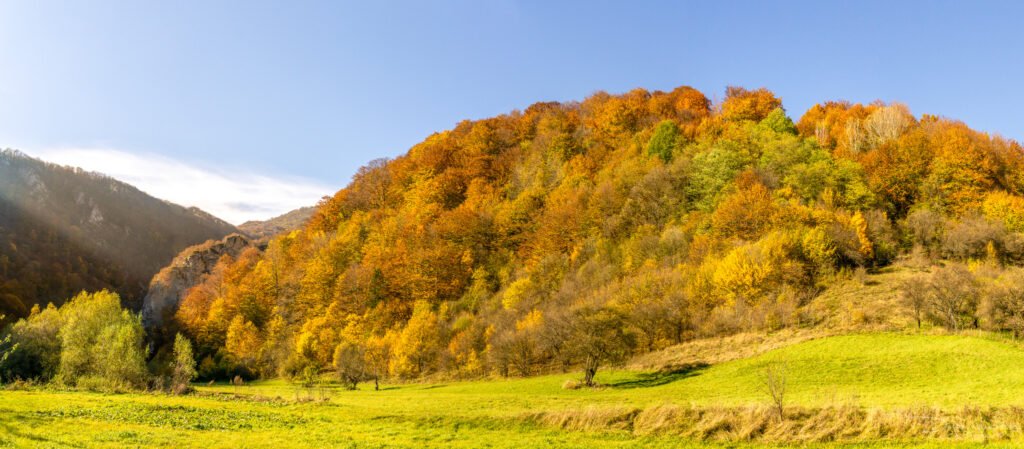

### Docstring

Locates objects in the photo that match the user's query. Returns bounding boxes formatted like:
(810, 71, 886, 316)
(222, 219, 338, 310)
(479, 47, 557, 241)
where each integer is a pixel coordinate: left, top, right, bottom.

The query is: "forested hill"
(238, 206, 316, 240)
(0, 150, 238, 318)
(170, 85, 1024, 381)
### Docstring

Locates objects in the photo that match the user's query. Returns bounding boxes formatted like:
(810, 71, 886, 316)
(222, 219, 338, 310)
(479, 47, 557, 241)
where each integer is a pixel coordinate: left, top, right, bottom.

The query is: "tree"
(862, 104, 912, 147)
(56, 290, 149, 389)
(364, 333, 393, 390)
(391, 301, 441, 378)
(225, 315, 262, 372)
(720, 87, 782, 122)
(904, 208, 944, 255)
(850, 211, 874, 264)
(333, 340, 368, 390)
(646, 120, 679, 163)
(171, 333, 197, 394)
(569, 301, 635, 387)
(94, 317, 149, 389)
(923, 265, 979, 331)
(899, 276, 930, 329)
(942, 216, 1006, 261)
(982, 191, 1024, 233)
(711, 182, 778, 241)
(760, 108, 796, 134)
(0, 314, 16, 383)
(982, 270, 1024, 338)
(760, 362, 787, 420)
(0, 305, 60, 382)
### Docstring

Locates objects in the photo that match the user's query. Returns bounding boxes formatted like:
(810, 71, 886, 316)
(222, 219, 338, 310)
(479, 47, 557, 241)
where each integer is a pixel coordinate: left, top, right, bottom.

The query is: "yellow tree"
(391, 300, 442, 378)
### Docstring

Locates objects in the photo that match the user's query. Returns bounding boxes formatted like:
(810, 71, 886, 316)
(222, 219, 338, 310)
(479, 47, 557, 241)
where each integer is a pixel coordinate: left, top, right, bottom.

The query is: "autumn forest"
(71, 85, 1024, 385)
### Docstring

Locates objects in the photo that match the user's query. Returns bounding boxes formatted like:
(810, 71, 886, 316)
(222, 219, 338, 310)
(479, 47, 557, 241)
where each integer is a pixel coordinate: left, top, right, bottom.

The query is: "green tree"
(646, 120, 679, 163)
(333, 340, 368, 390)
(0, 305, 60, 382)
(171, 333, 197, 394)
(56, 290, 148, 389)
(760, 108, 796, 134)
(569, 301, 635, 387)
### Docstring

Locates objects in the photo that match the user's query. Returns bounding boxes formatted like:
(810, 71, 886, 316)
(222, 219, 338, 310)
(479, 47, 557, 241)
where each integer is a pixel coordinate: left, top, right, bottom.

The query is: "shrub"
(171, 333, 197, 394)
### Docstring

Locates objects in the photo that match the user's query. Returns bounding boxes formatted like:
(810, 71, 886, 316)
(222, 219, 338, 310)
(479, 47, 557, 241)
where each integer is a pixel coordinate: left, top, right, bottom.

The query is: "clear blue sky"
(0, 1, 1021, 221)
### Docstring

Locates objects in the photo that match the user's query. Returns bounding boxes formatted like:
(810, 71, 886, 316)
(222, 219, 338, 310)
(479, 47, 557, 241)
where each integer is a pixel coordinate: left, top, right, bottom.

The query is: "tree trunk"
(374, 376, 379, 391)
(583, 355, 599, 387)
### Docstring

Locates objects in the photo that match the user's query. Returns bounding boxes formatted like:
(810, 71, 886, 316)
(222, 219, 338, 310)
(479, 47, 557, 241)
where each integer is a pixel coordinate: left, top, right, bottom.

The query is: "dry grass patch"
(532, 403, 1024, 444)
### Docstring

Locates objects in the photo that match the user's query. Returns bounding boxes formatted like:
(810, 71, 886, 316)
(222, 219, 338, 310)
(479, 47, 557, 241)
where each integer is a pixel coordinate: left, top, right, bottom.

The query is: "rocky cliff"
(142, 233, 250, 328)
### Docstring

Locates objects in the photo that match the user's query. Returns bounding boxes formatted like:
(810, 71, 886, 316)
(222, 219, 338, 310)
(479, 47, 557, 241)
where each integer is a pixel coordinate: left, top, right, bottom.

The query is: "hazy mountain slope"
(0, 149, 239, 317)
(238, 206, 315, 240)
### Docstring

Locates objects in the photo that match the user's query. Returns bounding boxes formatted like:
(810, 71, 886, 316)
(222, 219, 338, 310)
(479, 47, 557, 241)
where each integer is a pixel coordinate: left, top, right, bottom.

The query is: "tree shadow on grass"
(609, 362, 709, 389)
(420, 384, 448, 390)
(0, 414, 65, 446)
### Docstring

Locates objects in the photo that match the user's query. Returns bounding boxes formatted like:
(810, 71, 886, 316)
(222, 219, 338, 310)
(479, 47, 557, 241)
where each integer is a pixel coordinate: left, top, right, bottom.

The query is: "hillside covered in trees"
(167, 85, 1024, 382)
(25, 85, 1024, 386)
(0, 150, 239, 319)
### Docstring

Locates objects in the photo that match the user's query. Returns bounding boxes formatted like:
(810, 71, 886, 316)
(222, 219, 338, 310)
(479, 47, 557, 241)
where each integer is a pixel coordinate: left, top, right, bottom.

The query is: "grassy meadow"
(5, 332, 1024, 448)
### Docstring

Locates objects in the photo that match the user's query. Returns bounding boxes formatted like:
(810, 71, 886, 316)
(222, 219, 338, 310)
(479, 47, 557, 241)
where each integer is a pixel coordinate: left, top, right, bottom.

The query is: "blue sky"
(0, 1, 1021, 223)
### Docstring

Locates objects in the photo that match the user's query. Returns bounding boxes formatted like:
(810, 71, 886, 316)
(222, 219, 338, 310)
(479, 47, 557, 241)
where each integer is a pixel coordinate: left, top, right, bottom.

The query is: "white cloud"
(26, 148, 333, 225)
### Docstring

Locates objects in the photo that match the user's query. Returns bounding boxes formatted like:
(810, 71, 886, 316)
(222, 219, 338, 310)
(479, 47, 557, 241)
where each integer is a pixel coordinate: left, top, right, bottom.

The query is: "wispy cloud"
(26, 148, 333, 225)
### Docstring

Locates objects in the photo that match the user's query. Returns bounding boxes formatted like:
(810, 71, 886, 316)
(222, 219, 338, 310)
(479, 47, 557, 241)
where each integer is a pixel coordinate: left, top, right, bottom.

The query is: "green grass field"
(4, 333, 1024, 448)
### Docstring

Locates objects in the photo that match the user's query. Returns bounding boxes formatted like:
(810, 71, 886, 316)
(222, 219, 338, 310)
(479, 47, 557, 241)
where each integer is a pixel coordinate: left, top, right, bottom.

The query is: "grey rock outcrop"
(142, 233, 250, 328)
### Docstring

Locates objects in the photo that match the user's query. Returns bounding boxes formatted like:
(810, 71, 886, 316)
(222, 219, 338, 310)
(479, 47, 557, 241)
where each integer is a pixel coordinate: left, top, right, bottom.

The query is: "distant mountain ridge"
(238, 206, 316, 240)
(0, 149, 239, 317)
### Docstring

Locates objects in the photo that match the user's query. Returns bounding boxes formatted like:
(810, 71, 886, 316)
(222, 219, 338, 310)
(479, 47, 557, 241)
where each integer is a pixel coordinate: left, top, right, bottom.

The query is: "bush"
(55, 291, 149, 389)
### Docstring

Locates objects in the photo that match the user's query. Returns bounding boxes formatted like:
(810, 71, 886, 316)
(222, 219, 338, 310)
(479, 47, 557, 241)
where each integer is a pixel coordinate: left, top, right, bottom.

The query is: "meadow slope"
(5, 333, 1024, 448)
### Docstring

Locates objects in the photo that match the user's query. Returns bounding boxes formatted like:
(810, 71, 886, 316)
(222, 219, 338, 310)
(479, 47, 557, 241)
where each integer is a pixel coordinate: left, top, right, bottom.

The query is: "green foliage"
(1, 305, 60, 381)
(1, 291, 150, 388)
(645, 120, 679, 162)
(56, 291, 149, 389)
(759, 108, 796, 134)
(172, 333, 198, 393)
(687, 141, 752, 210)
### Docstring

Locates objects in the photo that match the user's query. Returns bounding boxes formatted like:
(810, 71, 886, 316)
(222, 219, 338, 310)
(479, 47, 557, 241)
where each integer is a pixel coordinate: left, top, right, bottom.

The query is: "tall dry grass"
(527, 403, 1024, 443)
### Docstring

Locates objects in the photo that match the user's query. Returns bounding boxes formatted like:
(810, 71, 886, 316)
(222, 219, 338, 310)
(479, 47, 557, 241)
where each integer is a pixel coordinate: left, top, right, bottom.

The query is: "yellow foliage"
(225, 315, 261, 364)
(709, 231, 802, 306)
(502, 278, 533, 310)
(982, 191, 1024, 232)
(850, 211, 873, 261)
(515, 309, 544, 332)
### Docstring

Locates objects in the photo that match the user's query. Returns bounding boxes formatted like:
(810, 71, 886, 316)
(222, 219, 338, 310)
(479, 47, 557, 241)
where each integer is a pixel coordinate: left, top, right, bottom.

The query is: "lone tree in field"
(760, 362, 787, 420)
(332, 340, 368, 390)
(569, 301, 635, 387)
(170, 333, 197, 394)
